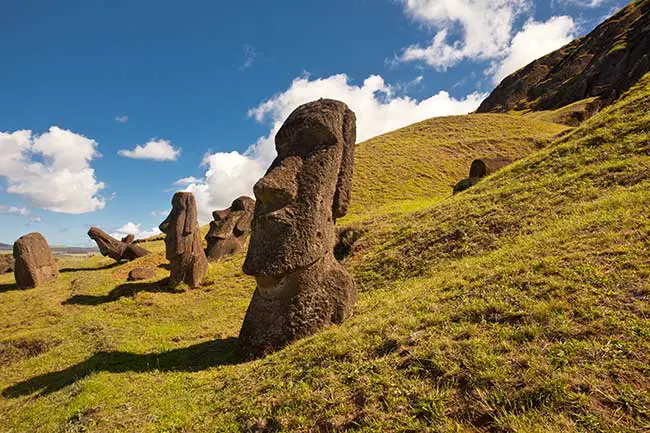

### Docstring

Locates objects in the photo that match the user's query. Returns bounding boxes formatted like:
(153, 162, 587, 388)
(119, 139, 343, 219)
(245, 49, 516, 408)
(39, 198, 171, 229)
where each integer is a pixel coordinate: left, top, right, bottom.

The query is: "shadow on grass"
(60, 262, 121, 273)
(2, 338, 241, 397)
(0, 282, 21, 293)
(63, 279, 180, 306)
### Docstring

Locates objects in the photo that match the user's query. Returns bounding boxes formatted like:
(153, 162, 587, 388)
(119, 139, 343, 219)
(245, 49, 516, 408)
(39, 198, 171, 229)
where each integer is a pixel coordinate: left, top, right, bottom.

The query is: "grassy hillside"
(0, 74, 648, 432)
(348, 114, 567, 218)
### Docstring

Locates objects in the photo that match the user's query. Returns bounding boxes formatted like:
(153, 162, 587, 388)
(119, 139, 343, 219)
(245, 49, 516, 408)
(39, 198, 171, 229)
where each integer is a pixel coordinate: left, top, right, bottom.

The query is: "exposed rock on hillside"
(478, 0, 650, 115)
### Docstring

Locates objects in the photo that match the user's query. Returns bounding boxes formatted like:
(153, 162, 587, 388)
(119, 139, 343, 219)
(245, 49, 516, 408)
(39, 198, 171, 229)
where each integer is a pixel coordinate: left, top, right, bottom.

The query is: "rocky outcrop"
(205, 196, 255, 261)
(13, 233, 59, 289)
(88, 227, 151, 262)
(478, 0, 650, 117)
(239, 99, 358, 358)
(159, 192, 208, 288)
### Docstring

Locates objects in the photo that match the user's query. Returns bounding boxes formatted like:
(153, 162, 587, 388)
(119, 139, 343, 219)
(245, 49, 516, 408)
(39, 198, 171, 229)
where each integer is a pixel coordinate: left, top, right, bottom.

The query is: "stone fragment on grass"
(127, 267, 157, 281)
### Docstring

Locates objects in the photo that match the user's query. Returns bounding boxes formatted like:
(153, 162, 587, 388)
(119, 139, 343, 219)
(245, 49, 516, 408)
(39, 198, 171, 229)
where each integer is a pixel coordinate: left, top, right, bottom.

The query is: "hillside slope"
(0, 75, 648, 432)
(477, 0, 650, 115)
(348, 114, 566, 217)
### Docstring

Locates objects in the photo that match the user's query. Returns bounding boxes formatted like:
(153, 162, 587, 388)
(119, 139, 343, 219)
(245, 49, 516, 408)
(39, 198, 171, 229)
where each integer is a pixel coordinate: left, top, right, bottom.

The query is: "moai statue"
(205, 196, 255, 260)
(159, 192, 208, 288)
(239, 99, 358, 358)
(13, 232, 59, 288)
(88, 227, 151, 262)
(121, 234, 136, 244)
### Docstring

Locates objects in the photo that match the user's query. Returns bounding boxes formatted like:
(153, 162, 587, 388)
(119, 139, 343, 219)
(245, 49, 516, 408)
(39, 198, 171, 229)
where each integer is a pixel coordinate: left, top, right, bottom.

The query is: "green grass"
(0, 74, 648, 432)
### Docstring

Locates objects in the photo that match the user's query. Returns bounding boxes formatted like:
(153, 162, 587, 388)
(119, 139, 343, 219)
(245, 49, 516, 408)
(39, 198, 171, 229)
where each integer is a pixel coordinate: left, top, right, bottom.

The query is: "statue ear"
(332, 107, 356, 220)
(183, 194, 197, 235)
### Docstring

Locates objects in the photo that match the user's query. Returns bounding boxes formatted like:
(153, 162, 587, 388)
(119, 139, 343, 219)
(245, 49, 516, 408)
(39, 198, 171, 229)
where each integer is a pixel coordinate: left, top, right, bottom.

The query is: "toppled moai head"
(88, 227, 151, 262)
(159, 192, 200, 260)
(205, 196, 255, 260)
(88, 227, 127, 260)
(243, 99, 356, 277)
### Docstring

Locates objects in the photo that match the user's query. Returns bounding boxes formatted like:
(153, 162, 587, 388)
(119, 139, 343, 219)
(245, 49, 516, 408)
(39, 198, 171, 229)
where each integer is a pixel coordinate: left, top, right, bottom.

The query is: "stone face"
(0, 254, 15, 274)
(121, 234, 135, 244)
(13, 232, 59, 288)
(159, 192, 208, 288)
(240, 99, 357, 358)
(88, 227, 151, 262)
(477, 1, 650, 117)
(127, 267, 157, 281)
(205, 196, 255, 261)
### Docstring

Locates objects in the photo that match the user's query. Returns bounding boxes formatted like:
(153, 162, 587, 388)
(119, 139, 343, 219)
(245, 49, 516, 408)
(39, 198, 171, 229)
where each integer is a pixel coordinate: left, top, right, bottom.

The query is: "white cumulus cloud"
(110, 222, 161, 240)
(490, 16, 577, 84)
(0, 127, 106, 214)
(397, 0, 531, 70)
(118, 139, 181, 161)
(181, 73, 486, 223)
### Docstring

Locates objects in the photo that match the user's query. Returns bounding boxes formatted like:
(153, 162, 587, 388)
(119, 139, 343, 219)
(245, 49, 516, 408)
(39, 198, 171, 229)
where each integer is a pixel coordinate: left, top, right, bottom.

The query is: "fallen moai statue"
(88, 227, 151, 262)
(205, 196, 255, 261)
(159, 192, 208, 288)
(239, 98, 358, 358)
(13, 232, 59, 288)
(453, 157, 512, 194)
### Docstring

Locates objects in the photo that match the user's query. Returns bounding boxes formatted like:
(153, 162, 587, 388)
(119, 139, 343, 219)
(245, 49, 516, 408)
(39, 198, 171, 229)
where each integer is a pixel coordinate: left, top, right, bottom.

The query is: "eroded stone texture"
(13, 232, 58, 288)
(88, 227, 151, 262)
(159, 192, 208, 288)
(121, 234, 135, 244)
(240, 99, 357, 358)
(205, 196, 255, 261)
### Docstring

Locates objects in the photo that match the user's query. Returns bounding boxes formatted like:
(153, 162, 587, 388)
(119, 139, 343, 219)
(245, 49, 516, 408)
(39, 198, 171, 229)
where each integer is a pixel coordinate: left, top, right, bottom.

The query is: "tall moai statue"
(13, 232, 59, 289)
(205, 196, 255, 261)
(239, 99, 358, 358)
(159, 192, 208, 288)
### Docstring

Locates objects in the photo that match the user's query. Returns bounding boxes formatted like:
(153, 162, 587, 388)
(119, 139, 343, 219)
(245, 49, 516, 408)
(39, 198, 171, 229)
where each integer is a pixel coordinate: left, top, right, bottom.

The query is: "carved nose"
(254, 162, 299, 212)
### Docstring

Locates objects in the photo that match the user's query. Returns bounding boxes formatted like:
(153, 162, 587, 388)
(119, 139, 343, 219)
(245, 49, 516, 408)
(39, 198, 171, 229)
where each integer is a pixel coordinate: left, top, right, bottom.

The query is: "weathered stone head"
(13, 232, 59, 289)
(88, 227, 150, 262)
(159, 192, 208, 287)
(243, 99, 356, 276)
(205, 196, 255, 260)
(239, 99, 357, 357)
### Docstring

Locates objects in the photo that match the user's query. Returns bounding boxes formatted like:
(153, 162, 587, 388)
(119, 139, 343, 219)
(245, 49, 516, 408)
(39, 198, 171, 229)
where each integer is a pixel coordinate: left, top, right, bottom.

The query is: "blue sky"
(0, 0, 628, 246)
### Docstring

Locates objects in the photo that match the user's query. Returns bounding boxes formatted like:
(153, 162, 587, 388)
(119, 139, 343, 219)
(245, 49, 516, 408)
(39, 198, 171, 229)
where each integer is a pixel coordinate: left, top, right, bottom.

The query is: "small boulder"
(0, 254, 15, 274)
(13, 232, 59, 289)
(127, 267, 157, 281)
